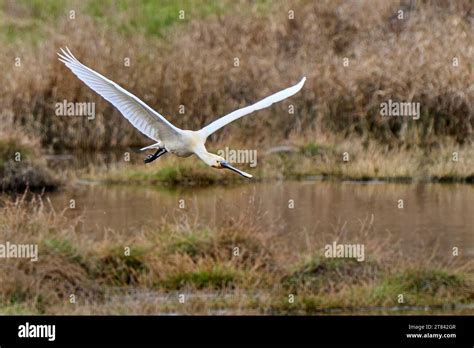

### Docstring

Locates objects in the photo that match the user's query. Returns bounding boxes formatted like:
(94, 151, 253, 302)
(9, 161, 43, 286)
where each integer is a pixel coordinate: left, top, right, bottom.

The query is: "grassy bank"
(78, 136, 473, 186)
(0, 195, 472, 314)
(1, 0, 472, 190)
(2, 132, 471, 192)
(0, 131, 60, 191)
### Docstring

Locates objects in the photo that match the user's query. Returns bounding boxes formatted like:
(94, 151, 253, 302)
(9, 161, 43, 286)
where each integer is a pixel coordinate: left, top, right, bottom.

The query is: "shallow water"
(103, 287, 474, 315)
(47, 180, 473, 259)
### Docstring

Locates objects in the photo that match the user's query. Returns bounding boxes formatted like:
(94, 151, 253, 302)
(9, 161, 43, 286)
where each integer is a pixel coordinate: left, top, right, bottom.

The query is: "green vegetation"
(370, 270, 472, 307)
(79, 136, 473, 186)
(42, 238, 83, 264)
(282, 257, 381, 292)
(86, 0, 233, 37)
(0, 1, 472, 314)
(94, 247, 148, 286)
(89, 156, 261, 186)
(167, 231, 214, 257)
(1, 0, 234, 43)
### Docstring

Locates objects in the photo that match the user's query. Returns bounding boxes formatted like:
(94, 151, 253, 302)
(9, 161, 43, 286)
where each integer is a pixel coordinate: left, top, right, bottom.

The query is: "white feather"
(57, 47, 181, 143)
(198, 77, 306, 138)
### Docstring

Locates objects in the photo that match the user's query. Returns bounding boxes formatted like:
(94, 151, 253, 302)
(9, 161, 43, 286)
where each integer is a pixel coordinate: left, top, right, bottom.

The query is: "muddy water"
(47, 181, 473, 258)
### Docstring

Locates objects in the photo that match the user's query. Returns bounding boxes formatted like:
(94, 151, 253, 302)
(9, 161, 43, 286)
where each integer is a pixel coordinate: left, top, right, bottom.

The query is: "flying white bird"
(57, 47, 306, 178)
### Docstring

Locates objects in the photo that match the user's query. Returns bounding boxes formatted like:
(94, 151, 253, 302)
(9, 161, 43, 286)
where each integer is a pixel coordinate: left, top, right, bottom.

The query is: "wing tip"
(293, 76, 306, 93)
(57, 46, 79, 64)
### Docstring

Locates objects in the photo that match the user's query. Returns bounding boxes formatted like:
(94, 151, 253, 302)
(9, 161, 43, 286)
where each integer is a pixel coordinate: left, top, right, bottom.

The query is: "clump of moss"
(282, 256, 381, 292)
(371, 269, 474, 306)
(0, 137, 35, 162)
(165, 227, 274, 270)
(396, 269, 467, 294)
(94, 247, 149, 286)
(381, 269, 470, 296)
(41, 238, 84, 265)
(300, 142, 335, 157)
(167, 231, 214, 258)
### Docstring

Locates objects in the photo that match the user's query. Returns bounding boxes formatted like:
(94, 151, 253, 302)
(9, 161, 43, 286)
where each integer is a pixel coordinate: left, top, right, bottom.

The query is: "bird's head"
(201, 153, 253, 178)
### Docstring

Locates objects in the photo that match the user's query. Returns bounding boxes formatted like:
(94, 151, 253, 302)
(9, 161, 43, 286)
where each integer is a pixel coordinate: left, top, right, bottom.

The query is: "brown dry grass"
(0, 0, 472, 152)
(0, 195, 472, 314)
(75, 133, 473, 185)
(0, 130, 60, 191)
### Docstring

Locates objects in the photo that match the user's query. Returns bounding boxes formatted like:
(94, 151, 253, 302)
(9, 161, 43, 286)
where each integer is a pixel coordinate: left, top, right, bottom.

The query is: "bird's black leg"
(144, 148, 167, 163)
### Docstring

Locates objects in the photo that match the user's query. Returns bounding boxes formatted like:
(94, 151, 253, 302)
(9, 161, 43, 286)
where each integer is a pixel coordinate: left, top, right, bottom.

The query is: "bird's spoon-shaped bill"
(220, 161, 253, 178)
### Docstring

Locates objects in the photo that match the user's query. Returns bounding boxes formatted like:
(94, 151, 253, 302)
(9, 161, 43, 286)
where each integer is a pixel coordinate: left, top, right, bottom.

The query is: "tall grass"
(0, 0, 472, 151)
(0, 196, 472, 314)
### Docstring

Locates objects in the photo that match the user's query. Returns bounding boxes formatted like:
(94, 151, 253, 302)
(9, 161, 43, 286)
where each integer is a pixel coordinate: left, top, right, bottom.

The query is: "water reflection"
(48, 181, 474, 258)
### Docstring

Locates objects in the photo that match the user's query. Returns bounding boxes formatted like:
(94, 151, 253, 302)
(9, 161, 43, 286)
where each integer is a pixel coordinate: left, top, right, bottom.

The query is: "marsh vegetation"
(0, 0, 472, 315)
(0, 193, 472, 314)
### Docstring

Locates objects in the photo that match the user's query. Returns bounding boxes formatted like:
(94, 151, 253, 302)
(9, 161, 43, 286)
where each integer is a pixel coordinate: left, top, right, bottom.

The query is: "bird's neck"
(194, 147, 215, 166)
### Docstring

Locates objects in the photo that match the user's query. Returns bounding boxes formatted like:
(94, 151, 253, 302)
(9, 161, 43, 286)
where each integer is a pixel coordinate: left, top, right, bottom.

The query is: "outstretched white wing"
(57, 47, 182, 142)
(198, 77, 306, 138)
